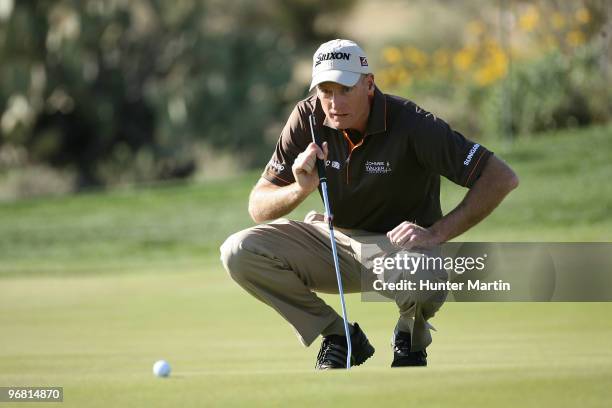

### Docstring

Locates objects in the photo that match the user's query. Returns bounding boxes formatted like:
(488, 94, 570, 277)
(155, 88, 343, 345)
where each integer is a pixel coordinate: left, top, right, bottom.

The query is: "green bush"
(481, 44, 611, 138)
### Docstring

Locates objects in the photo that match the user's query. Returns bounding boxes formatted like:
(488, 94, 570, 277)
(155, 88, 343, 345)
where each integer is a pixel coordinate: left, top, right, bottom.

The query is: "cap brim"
(309, 70, 361, 91)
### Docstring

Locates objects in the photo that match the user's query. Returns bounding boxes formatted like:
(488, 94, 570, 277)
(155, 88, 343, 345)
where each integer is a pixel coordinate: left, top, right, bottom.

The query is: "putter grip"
(308, 114, 327, 181)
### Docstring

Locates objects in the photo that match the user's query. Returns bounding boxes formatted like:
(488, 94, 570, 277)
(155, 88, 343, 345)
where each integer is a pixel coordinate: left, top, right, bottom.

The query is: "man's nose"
(330, 93, 343, 110)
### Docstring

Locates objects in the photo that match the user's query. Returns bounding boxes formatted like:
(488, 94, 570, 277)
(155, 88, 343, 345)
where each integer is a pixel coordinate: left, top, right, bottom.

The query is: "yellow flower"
(474, 67, 494, 87)
(493, 51, 508, 75)
(575, 8, 591, 24)
(474, 46, 508, 87)
(433, 49, 450, 68)
(519, 5, 539, 32)
(453, 47, 475, 71)
(483, 39, 502, 54)
(395, 67, 412, 86)
(403, 46, 428, 69)
(474, 64, 503, 87)
(566, 30, 585, 47)
(378, 66, 412, 89)
(382, 46, 402, 65)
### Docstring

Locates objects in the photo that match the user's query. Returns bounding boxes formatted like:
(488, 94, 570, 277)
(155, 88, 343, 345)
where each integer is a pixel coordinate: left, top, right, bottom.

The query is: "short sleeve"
(410, 107, 493, 188)
(262, 103, 310, 186)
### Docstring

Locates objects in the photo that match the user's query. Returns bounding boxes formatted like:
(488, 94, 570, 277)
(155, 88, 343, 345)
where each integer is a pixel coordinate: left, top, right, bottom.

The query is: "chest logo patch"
(326, 160, 341, 170)
(365, 161, 392, 174)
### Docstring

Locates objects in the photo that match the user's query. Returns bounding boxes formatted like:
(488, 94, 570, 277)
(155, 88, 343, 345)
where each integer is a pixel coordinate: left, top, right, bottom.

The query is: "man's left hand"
(387, 221, 442, 249)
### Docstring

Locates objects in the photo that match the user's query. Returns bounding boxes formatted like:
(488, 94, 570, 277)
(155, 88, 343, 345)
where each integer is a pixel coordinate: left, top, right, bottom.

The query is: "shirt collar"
(365, 87, 387, 136)
(319, 86, 387, 136)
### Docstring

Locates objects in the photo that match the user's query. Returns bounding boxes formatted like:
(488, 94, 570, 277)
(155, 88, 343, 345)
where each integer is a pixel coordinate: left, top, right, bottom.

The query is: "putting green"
(1, 269, 611, 407)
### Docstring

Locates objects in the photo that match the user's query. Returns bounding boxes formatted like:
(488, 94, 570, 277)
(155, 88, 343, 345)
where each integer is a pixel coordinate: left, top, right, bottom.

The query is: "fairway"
(1, 125, 612, 406)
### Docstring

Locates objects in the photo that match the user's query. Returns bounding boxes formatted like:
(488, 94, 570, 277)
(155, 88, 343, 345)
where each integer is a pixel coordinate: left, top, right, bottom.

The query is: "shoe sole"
(391, 360, 427, 367)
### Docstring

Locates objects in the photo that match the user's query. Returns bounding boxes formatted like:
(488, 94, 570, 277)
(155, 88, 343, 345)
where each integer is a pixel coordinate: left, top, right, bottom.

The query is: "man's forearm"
(430, 157, 519, 242)
(248, 182, 312, 223)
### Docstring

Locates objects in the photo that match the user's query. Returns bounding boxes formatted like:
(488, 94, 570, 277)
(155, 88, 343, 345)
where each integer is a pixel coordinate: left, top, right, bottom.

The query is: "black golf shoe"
(315, 322, 375, 370)
(391, 329, 427, 367)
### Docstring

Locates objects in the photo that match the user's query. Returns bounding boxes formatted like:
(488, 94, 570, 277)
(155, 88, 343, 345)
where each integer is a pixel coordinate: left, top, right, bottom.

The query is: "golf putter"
(308, 114, 352, 369)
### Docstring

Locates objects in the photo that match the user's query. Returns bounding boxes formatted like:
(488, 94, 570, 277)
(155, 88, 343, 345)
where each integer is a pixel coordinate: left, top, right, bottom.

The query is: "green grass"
(2, 272, 611, 407)
(1, 124, 612, 407)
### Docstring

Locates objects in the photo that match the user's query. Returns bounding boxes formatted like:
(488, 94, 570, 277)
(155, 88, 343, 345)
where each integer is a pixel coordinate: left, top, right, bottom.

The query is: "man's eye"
(342, 86, 352, 93)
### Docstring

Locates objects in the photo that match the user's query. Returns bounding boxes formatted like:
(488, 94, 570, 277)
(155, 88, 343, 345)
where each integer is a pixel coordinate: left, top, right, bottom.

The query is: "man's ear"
(367, 74, 375, 93)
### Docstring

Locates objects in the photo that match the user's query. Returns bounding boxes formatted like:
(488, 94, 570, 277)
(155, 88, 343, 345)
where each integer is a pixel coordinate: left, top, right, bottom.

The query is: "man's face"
(316, 74, 375, 132)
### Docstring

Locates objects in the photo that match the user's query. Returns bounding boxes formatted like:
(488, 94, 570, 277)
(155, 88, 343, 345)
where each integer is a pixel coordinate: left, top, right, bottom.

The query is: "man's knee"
(220, 229, 255, 283)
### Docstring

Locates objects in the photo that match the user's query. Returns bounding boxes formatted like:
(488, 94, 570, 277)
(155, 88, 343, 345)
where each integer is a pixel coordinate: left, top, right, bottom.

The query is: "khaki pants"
(219, 213, 447, 350)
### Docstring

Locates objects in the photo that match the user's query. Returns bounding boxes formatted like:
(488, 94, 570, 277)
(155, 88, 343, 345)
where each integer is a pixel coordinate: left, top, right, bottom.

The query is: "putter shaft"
(308, 114, 352, 369)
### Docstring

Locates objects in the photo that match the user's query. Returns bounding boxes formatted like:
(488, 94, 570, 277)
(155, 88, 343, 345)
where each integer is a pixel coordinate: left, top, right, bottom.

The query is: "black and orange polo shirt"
(262, 87, 493, 233)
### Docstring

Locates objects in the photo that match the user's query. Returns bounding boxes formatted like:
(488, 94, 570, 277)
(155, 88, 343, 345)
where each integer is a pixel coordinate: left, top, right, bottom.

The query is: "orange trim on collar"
(341, 130, 366, 152)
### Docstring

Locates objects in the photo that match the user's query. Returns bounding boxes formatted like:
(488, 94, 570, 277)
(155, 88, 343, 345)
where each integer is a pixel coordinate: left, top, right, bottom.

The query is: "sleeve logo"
(464, 144, 480, 166)
(268, 159, 285, 172)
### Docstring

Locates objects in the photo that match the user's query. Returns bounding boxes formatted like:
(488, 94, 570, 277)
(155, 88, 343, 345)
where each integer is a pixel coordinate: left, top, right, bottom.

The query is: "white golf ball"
(153, 360, 171, 377)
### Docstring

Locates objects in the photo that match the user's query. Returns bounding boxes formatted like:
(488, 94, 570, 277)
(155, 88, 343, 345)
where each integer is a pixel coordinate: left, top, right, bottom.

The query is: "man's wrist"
(292, 182, 315, 201)
(429, 223, 449, 244)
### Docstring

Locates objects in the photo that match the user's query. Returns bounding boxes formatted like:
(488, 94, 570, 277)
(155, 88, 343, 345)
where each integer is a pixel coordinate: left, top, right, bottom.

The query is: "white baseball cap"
(309, 39, 371, 91)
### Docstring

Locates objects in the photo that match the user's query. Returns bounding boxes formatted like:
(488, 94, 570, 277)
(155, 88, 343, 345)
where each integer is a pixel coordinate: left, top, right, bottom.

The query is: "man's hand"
(248, 142, 329, 224)
(387, 221, 442, 250)
(292, 141, 328, 194)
